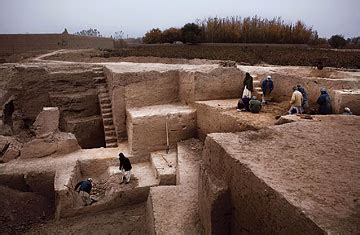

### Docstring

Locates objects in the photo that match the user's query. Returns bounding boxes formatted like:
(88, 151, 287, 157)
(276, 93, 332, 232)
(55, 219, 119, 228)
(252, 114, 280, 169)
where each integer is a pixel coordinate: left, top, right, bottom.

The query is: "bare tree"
(75, 28, 102, 37)
(113, 31, 124, 40)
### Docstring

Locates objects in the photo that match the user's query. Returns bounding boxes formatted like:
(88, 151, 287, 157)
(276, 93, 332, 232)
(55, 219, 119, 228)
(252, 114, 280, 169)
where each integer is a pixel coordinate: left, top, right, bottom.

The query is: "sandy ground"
(214, 99, 289, 120)
(26, 203, 147, 234)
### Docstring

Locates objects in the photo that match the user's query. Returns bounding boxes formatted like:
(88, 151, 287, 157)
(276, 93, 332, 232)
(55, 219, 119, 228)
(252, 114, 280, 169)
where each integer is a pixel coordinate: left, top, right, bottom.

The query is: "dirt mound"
(91, 174, 139, 201)
(0, 186, 54, 234)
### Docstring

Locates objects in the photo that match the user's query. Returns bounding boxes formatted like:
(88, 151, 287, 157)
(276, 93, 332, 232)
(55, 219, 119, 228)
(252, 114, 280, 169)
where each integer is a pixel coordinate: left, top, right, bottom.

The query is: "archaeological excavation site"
(0, 45, 360, 234)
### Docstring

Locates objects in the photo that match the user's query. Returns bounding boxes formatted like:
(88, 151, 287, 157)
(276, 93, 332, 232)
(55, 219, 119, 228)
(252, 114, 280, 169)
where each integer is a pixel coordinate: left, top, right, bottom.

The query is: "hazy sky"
(0, 0, 359, 38)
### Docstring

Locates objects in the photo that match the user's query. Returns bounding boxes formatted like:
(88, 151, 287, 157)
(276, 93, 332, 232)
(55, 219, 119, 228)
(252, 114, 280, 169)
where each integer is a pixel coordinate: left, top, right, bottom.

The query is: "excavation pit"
(56, 156, 159, 219)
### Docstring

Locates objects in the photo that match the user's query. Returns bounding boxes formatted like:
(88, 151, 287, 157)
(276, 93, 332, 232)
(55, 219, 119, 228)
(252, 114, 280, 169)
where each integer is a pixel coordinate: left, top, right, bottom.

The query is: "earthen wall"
(0, 33, 114, 54)
(200, 135, 326, 234)
(267, 74, 360, 112)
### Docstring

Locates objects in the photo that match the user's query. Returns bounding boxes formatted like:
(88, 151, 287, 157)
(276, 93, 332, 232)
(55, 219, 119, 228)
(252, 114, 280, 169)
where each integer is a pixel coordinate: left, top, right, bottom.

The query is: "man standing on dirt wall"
(119, 153, 132, 184)
(74, 178, 93, 206)
(241, 72, 254, 111)
(261, 75, 274, 104)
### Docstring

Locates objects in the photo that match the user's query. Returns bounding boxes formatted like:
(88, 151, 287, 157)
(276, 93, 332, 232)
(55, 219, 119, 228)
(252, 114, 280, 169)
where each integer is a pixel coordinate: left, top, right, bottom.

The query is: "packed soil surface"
(0, 186, 54, 234)
(42, 48, 218, 65)
(210, 115, 360, 233)
(26, 203, 147, 234)
(43, 45, 360, 68)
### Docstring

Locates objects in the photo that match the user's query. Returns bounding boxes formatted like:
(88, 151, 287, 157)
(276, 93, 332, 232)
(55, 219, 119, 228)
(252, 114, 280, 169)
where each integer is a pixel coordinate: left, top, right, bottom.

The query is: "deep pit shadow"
(0, 172, 56, 234)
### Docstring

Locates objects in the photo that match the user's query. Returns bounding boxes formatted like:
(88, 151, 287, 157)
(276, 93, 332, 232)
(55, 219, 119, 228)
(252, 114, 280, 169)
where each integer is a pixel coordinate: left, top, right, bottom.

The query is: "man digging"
(74, 178, 97, 206)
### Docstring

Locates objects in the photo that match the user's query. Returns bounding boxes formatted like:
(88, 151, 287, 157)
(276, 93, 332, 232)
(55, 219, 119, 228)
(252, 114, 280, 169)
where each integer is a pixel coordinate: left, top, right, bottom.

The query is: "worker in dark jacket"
(317, 88, 332, 115)
(240, 72, 253, 111)
(243, 72, 254, 95)
(75, 178, 93, 206)
(261, 76, 274, 103)
(297, 85, 309, 113)
(249, 96, 262, 113)
(119, 153, 132, 184)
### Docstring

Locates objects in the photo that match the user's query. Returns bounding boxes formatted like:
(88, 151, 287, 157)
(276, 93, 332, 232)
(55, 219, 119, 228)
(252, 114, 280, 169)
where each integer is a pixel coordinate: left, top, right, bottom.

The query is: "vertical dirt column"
(111, 86, 127, 140)
(198, 163, 231, 234)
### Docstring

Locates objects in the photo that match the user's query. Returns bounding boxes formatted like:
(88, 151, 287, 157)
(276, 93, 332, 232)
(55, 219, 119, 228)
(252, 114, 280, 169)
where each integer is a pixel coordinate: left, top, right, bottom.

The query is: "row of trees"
(142, 24, 201, 44)
(328, 35, 360, 49)
(143, 16, 320, 44)
(200, 16, 317, 44)
(71, 24, 359, 49)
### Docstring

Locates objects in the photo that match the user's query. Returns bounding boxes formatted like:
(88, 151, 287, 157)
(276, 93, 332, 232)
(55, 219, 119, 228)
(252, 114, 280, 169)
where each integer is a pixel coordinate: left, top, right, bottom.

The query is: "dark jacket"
(297, 86, 308, 102)
(249, 100, 262, 113)
(75, 180, 92, 194)
(261, 79, 274, 93)
(317, 92, 332, 114)
(119, 155, 132, 171)
(242, 97, 251, 111)
(237, 99, 245, 109)
(243, 74, 253, 92)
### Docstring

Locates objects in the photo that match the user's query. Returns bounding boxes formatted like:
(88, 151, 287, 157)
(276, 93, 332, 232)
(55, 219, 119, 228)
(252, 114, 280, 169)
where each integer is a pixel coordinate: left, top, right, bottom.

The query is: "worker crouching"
(75, 178, 93, 206)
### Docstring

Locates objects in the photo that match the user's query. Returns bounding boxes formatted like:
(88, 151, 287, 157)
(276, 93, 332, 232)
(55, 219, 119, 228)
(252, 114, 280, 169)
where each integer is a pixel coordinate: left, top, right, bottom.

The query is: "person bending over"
(75, 178, 93, 206)
(119, 153, 132, 184)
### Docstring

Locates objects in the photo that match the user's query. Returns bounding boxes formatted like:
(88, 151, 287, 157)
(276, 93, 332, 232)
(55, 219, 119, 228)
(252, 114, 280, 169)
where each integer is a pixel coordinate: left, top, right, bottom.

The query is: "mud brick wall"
(268, 74, 360, 111)
(193, 100, 258, 140)
(179, 67, 244, 104)
(333, 90, 360, 114)
(126, 105, 197, 155)
(105, 69, 180, 139)
(199, 134, 326, 234)
(0, 33, 114, 54)
(106, 66, 244, 139)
